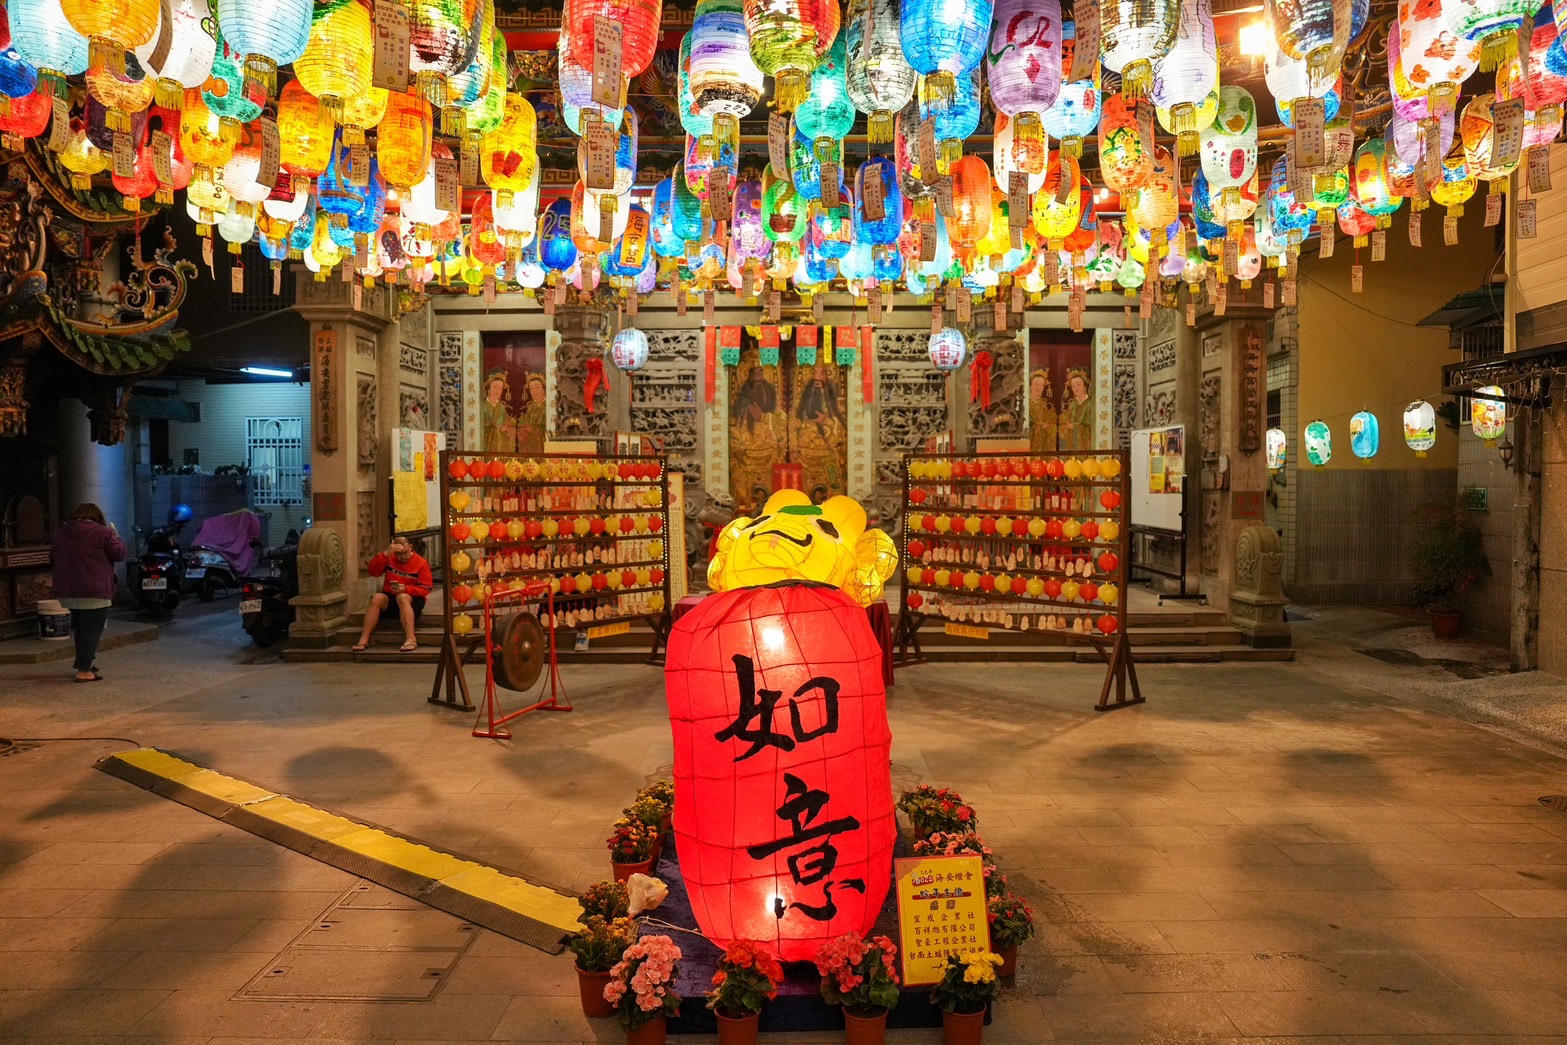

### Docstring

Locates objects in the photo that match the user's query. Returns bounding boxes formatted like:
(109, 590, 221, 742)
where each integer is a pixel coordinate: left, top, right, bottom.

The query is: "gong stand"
(893, 449, 1144, 713)
(472, 581, 572, 740)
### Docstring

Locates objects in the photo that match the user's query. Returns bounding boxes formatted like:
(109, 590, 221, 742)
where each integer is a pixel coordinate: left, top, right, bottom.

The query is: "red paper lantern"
(486, 459, 507, 479)
(560, 574, 579, 593)
(450, 521, 471, 542)
(1100, 490, 1122, 510)
(449, 459, 469, 479)
(922, 514, 937, 532)
(1097, 613, 1118, 634)
(980, 459, 999, 478)
(1045, 519, 1064, 539)
(452, 583, 474, 604)
(1010, 458, 1028, 478)
(950, 571, 966, 589)
(980, 517, 997, 536)
(622, 569, 638, 588)
(651, 566, 666, 584)
(910, 488, 928, 505)
(664, 584, 895, 962)
(1028, 459, 1047, 478)
(907, 539, 926, 559)
(979, 574, 996, 592)
(650, 515, 665, 532)
(591, 572, 608, 590)
(1097, 551, 1119, 572)
(590, 517, 608, 535)
(526, 520, 544, 540)
(620, 516, 636, 533)
(908, 592, 924, 610)
(1080, 582, 1099, 602)
(1081, 521, 1100, 540)
(1046, 459, 1065, 479)
(1044, 578, 1063, 599)
(619, 461, 635, 478)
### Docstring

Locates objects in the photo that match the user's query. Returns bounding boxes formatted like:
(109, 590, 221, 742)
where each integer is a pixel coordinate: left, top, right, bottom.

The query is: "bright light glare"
(241, 366, 293, 378)
(762, 625, 786, 650)
(1239, 21, 1273, 57)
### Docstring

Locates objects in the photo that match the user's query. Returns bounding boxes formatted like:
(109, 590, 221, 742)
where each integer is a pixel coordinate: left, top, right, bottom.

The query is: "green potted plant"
(568, 915, 637, 1018)
(607, 817, 657, 881)
(929, 950, 1004, 1045)
(604, 934, 683, 1045)
(987, 893, 1034, 977)
(1409, 503, 1489, 638)
(814, 933, 902, 1045)
(706, 939, 784, 1045)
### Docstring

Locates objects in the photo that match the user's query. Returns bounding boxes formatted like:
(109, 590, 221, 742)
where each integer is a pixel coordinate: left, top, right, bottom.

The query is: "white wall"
(166, 378, 314, 537)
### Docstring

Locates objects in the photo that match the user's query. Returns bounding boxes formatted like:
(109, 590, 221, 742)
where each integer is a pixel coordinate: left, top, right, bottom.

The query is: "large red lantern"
(665, 491, 899, 963)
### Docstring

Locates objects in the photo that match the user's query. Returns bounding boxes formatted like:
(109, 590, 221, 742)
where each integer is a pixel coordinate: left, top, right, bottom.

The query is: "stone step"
(0, 617, 159, 664)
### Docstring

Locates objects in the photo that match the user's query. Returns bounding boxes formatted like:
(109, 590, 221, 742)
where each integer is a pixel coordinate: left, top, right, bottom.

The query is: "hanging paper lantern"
(442, 6, 495, 138)
(294, 0, 374, 121)
(1431, 138, 1477, 215)
(1304, 419, 1333, 467)
(673, 169, 705, 243)
(743, 0, 839, 110)
(730, 178, 769, 255)
(1352, 138, 1404, 227)
(377, 91, 434, 191)
(901, 0, 994, 102)
(179, 92, 235, 175)
(587, 110, 640, 198)
(60, 0, 160, 75)
(85, 61, 155, 133)
(1337, 199, 1377, 244)
(1445, 0, 1541, 71)
(567, 0, 664, 79)
(672, 493, 897, 964)
(678, 29, 717, 139)
(797, 31, 856, 150)
(222, 120, 277, 213)
(1471, 385, 1507, 445)
(992, 114, 1047, 193)
(1042, 70, 1102, 158)
(846, 0, 917, 141)
(0, 36, 39, 104)
(130, 0, 216, 111)
(111, 142, 159, 212)
(1131, 146, 1181, 245)
(987, 0, 1063, 167)
(690, 0, 764, 127)
(1099, 94, 1154, 195)
(929, 327, 968, 369)
(560, 21, 626, 133)
(399, 0, 485, 104)
(1265, 45, 1343, 126)
(275, 80, 333, 181)
(1200, 85, 1259, 235)
(1399, 0, 1481, 114)
(215, 0, 313, 95)
(1101, 0, 1182, 96)
(763, 173, 807, 244)
(482, 93, 539, 206)
(540, 197, 579, 272)
(917, 69, 982, 164)
(1266, 427, 1288, 469)
(611, 328, 650, 371)
(11, 0, 90, 82)
(1265, 0, 1353, 79)
(1032, 153, 1085, 248)
(1403, 400, 1437, 456)
(1349, 410, 1380, 460)
(1151, 0, 1217, 154)
(853, 156, 903, 245)
(1460, 92, 1522, 182)
(946, 156, 994, 248)
(0, 85, 53, 142)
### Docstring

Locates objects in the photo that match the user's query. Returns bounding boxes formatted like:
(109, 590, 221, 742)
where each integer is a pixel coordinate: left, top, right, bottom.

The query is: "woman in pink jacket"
(51, 503, 127, 682)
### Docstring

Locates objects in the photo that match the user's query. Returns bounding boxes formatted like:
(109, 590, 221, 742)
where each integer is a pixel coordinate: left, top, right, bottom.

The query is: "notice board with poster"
(895, 854, 991, 986)
(390, 428, 446, 534)
(1131, 425, 1185, 534)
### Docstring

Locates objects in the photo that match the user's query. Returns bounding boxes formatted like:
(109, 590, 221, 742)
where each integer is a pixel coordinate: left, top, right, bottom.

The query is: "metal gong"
(490, 611, 546, 692)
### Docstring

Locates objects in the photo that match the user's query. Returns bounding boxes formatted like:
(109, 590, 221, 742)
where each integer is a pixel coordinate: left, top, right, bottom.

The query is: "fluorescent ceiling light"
(241, 366, 293, 378)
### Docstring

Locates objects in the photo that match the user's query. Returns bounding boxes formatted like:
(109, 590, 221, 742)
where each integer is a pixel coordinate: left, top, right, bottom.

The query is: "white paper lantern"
(928, 327, 967, 370)
(612, 327, 649, 371)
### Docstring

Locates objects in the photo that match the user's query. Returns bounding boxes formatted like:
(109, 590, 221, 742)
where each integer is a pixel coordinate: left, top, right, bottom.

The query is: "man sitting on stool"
(353, 536, 432, 652)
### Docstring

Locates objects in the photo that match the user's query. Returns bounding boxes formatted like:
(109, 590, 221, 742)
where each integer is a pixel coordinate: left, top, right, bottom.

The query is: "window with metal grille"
(247, 417, 305, 507)
(226, 244, 297, 314)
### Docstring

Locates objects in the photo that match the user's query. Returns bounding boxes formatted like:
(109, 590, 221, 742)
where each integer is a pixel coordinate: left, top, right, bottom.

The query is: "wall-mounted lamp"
(240, 366, 293, 379)
(1498, 436, 1515, 470)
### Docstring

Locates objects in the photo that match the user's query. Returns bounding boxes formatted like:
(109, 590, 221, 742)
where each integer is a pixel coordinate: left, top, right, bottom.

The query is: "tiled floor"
(3, 602, 1567, 1042)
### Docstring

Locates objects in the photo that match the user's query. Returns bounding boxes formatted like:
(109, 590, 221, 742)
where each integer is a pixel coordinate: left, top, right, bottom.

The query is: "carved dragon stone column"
(553, 303, 611, 441)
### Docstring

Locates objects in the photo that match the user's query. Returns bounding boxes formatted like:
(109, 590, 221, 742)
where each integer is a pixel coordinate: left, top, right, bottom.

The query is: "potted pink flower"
(705, 939, 784, 1045)
(814, 933, 902, 1045)
(913, 831, 1008, 898)
(604, 934, 683, 1045)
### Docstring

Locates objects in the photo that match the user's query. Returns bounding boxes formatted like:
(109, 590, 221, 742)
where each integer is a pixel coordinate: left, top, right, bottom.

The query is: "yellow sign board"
(587, 620, 631, 640)
(944, 622, 989, 641)
(893, 854, 991, 986)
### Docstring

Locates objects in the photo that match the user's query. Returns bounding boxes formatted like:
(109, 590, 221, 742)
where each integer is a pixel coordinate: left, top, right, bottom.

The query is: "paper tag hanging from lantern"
(47, 98, 70, 152)
(918, 117, 938, 181)
(1215, 286, 1228, 315)
(1070, 0, 1101, 81)
(1519, 198, 1538, 238)
(1320, 223, 1335, 258)
(919, 220, 937, 261)
(435, 152, 459, 213)
(1186, 298, 1196, 326)
(583, 113, 616, 191)
(229, 261, 244, 294)
(863, 164, 886, 222)
(995, 300, 1007, 329)
(956, 288, 972, 323)
(1371, 230, 1386, 262)
(372, 0, 411, 90)
(796, 325, 819, 365)
(945, 282, 957, 310)
(930, 303, 943, 333)
(1294, 98, 1326, 169)
(836, 326, 857, 366)
(1445, 213, 1460, 244)
(705, 290, 716, 321)
(1351, 264, 1363, 293)
(766, 289, 781, 321)
(1529, 148, 1552, 193)
(812, 295, 824, 322)
(347, 143, 370, 186)
(1282, 279, 1297, 305)
(1263, 280, 1275, 308)
(151, 130, 174, 184)
(1008, 171, 1028, 229)
(592, 16, 623, 109)
(935, 175, 954, 216)
(768, 113, 789, 175)
(1409, 211, 1423, 247)
(1492, 98, 1525, 168)
(869, 291, 883, 323)
(112, 131, 135, 178)
(460, 138, 480, 186)
(720, 325, 743, 367)
(257, 118, 281, 189)
(1486, 193, 1503, 226)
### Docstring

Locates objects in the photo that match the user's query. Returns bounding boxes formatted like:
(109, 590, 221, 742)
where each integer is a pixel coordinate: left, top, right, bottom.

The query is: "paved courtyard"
(3, 603, 1567, 1043)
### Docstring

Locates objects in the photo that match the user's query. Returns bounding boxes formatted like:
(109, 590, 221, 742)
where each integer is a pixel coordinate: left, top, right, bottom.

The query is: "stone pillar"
(1229, 524, 1291, 647)
(964, 308, 1025, 444)
(55, 398, 131, 535)
(1193, 319, 1270, 610)
(554, 304, 612, 442)
(291, 275, 396, 642)
(290, 526, 348, 641)
(1170, 316, 1203, 591)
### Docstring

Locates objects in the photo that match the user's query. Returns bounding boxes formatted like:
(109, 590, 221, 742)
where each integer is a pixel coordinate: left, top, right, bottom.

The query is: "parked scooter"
(239, 531, 299, 647)
(130, 504, 191, 619)
(184, 545, 241, 601)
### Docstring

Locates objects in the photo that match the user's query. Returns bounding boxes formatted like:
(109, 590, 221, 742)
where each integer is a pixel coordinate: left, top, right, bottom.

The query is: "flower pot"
(842, 1007, 889, 1045)
(1431, 609, 1463, 639)
(612, 856, 654, 882)
(997, 943, 1018, 978)
(625, 1016, 667, 1045)
(574, 964, 615, 1019)
(941, 1007, 986, 1045)
(715, 1009, 759, 1045)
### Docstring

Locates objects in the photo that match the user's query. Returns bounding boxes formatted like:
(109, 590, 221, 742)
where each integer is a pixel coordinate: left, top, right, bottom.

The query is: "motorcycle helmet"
(169, 504, 193, 524)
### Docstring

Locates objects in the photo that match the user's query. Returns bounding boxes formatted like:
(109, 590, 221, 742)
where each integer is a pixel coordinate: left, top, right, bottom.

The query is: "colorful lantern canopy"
(796, 31, 856, 148)
(1101, 0, 1182, 96)
(1471, 386, 1507, 445)
(295, 0, 374, 121)
(1266, 427, 1288, 469)
(1099, 94, 1154, 195)
(1200, 85, 1259, 233)
(1445, 0, 1542, 71)
(1398, 0, 1481, 115)
(277, 79, 334, 179)
(1403, 400, 1437, 456)
(1304, 419, 1333, 467)
(215, 0, 313, 95)
(929, 327, 968, 369)
(131, 0, 216, 110)
(1151, 0, 1217, 154)
(11, 0, 90, 82)
(743, 0, 840, 110)
(1265, 45, 1343, 126)
(987, 0, 1063, 164)
(901, 0, 994, 101)
(947, 155, 994, 247)
(567, 0, 664, 79)
(673, 492, 897, 963)
(853, 156, 903, 245)
(1350, 410, 1380, 460)
(611, 327, 650, 371)
(1352, 138, 1404, 226)
(917, 69, 983, 165)
(845, 0, 917, 141)
(690, 0, 764, 133)
(482, 94, 539, 206)
(377, 91, 434, 191)
(60, 0, 159, 75)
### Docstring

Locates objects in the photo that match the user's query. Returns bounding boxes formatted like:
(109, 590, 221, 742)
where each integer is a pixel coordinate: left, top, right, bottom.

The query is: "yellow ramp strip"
(96, 749, 583, 943)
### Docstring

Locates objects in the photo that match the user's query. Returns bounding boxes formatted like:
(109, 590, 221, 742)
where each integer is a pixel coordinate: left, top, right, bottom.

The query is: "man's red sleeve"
(408, 557, 434, 598)
(367, 553, 389, 579)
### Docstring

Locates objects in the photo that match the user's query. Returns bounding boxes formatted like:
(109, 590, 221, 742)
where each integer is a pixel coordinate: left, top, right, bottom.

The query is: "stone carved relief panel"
(356, 375, 377, 469)
(356, 335, 376, 360)
(1199, 373, 1222, 458)
(436, 331, 464, 450)
(967, 336, 1024, 438)
(553, 309, 610, 441)
(1147, 339, 1176, 374)
(357, 490, 376, 566)
(400, 389, 430, 429)
(399, 344, 428, 376)
(1112, 329, 1139, 440)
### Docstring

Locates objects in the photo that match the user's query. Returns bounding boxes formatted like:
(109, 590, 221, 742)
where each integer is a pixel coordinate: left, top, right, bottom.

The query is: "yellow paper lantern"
(1100, 520, 1121, 541)
(61, 0, 160, 74)
(995, 516, 1014, 536)
(180, 92, 236, 174)
(340, 87, 391, 145)
(449, 490, 471, 511)
(294, 0, 374, 122)
(481, 93, 539, 206)
(470, 520, 490, 541)
(707, 491, 899, 606)
(58, 126, 110, 190)
(277, 80, 334, 178)
(452, 613, 474, 635)
(377, 90, 434, 191)
(451, 551, 473, 573)
(648, 539, 665, 559)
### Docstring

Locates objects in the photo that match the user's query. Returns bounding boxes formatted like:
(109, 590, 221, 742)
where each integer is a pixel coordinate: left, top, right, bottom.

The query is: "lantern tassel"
(442, 106, 466, 138)
(243, 56, 278, 101)
(867, 109, 893, 143)
(1062, 135, 1082, 160)
(1120, 59, 1152, 98)
(775, 70, 807, 113)
(1479, 31, 1517, 73)
(155, 77, 184, 111)
(88, 38, 127, 76)
(714, 113, 739, 151)
(924, 71, 956, 106)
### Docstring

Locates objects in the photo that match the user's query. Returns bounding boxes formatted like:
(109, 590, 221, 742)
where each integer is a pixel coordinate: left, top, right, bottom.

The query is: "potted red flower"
(897, 785, 978, 839)
(604, 934, 683, 1045)
(814, 933, 902, 1045)
(705, 939, 784, 1045)
(607, 817, 656, 881)
(568, 914, 637, 1018)
(986, 893, 1035, 977)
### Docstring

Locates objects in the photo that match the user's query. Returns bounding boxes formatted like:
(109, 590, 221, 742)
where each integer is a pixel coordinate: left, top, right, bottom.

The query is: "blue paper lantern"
(918, 69, 982, 148)
(1040, 71, 1101, 155)
(11, 0, 90, 77)
(790, 131, 824, 201)
(901, 0, 994, 90)
(874, 247, 905, 282)
(215, 0, 313, 92)
(540, 198, 579, 272)
(0, 47, 39, 100)
(796, 31, 856, 144)
(854, 156, 903, 246)
(1350, 410, 1380, 460)
(650, 178, 682, 258)
(672, 171, 705, 243)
